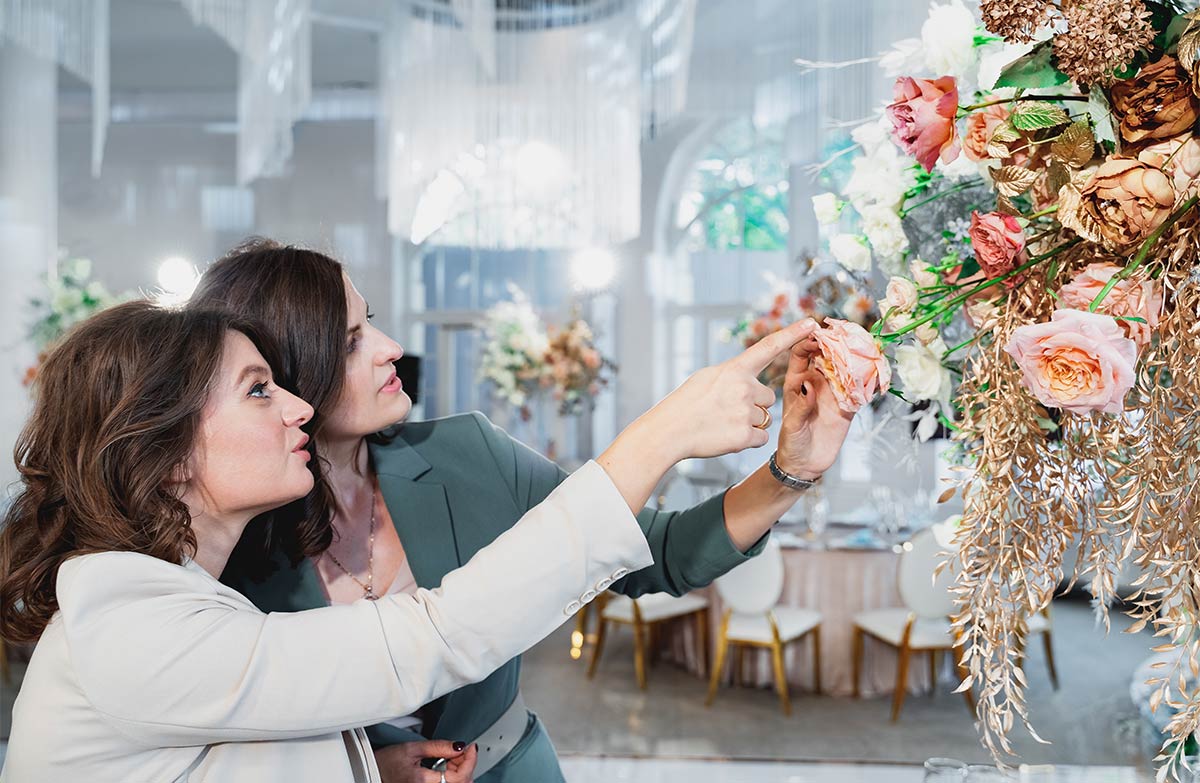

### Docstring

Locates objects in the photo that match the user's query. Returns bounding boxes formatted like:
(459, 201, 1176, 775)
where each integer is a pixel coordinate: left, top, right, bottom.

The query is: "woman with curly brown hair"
(0, 298, 822, 782)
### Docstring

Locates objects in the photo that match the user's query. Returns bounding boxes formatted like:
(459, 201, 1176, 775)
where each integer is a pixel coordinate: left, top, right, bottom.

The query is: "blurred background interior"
(0, 1, 1165, 780)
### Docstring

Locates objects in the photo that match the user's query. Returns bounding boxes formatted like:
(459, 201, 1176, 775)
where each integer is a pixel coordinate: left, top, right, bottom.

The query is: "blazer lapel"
(371, 437, 463, 590)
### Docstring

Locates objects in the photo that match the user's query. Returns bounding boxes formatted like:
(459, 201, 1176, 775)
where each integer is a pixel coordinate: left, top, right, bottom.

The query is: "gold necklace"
(325, 481, 379, 600)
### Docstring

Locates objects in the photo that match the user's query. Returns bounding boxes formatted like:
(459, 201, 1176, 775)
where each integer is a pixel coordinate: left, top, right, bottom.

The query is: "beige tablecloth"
(663, 535, 944, 698)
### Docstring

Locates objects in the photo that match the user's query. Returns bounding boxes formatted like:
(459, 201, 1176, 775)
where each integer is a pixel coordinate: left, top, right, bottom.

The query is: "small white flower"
(850, 115, 894, 156)
(914, 322, 941, 345)
(895, 337, 953, 403)
(830, 234, 873, 274)
(879, 39, 925, 79)
(811, 193, 843, 225)
(936, 153, 983, 182)
(861, 205, 910, 262)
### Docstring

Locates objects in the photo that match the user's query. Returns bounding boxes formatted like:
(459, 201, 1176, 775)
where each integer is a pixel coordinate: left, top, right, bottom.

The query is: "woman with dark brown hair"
(193, 240, 857, 783)
(0, 298, 824, 782)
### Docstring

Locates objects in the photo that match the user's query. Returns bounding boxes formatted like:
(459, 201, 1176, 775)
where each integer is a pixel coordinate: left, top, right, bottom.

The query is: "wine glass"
(923, 757, 966, 782)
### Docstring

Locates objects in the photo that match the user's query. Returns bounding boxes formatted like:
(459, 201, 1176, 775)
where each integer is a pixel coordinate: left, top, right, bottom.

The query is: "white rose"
(811, 193, 843, 225)
(910, 259, 940, 289)
(879, 300, 913, 331)
(861, 205, 910, 262)
(845, 149, 917, 212)
(830, 234, 873, 273)
(879, 38, 925, 79)
(965, 298, 1001, 330)
(895, 338, 952, 402)
(921, 0, 978, 82)
(886, 277, 919, 312)
(850, 116, 894, 156)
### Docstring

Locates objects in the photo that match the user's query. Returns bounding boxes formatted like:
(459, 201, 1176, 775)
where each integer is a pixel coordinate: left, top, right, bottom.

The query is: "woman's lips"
(380, 373, 403, 393)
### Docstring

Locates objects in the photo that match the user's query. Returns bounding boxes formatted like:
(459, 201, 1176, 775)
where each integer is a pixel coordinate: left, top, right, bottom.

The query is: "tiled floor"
(557, 756, 1153, 782)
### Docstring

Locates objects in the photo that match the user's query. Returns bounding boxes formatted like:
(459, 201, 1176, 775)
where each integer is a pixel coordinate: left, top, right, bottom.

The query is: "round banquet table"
(660, 524, 943, 698)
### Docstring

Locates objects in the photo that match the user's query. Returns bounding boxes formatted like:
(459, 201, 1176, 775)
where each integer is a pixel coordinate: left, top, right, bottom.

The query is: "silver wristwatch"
(768, 452, 821, 491)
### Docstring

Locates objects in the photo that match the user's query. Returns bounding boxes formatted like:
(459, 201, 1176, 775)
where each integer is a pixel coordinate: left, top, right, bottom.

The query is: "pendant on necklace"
(365, 590, 379, 601)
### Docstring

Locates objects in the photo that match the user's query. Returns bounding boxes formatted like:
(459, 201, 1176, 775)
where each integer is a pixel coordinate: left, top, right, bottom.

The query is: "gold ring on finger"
(754, 404, 771, 430)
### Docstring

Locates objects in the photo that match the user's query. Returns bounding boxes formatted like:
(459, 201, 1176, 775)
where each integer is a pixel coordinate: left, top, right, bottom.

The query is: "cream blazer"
(2, 461, 652, 782)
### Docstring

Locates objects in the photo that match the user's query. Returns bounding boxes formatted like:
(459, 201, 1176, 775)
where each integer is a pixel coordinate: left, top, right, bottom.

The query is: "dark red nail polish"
(453, 741, 466, 752)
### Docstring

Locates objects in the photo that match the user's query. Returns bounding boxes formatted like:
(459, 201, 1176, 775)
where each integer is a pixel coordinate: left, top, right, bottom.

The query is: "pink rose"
(1056, 262, 1162, 349)
(969, 211, 1028, 280)
(1138, 134, 1200, 195)
(885, 276, 919, 313)
(1004, 309, 1137, 415)
(812, 319, 892, 413)
(962, 104, 1010, 162)
(886, 76, 961, 173)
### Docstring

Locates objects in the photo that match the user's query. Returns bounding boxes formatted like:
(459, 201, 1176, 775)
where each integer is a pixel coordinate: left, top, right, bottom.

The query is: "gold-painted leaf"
(991, 165, 1039, 198)
(937, 486, 957, 504)
(995, 193, 1021, 215)
(1056, 183, 1105, 244)
(1178, 11, 1200, 73)
(1050, 120, 1095, 168)
(1046, 161, 1071, 200)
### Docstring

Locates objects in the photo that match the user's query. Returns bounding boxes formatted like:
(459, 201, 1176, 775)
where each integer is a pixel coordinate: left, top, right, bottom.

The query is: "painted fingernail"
(453, 741, 467, 752)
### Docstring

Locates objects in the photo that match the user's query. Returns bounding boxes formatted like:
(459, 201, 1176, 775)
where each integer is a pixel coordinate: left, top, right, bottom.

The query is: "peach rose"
(1056, 262, 1162, 349)
(1137, 134, 1200, 196)
(812, 319, 892, 413)
(1063, 157, 1176, 250)
(962, 104, 1010, 162)
(886, 76, 961, 173)
(1004, 309, 1137, 415)
(885, 276, 919, 313)
(969, 211, 1028, 280)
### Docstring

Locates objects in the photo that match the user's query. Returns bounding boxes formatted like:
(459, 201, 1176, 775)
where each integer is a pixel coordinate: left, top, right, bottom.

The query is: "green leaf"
(1088, 86, 1118, 149)
(994, 41, 1070, 89)
(1010, 101, 1070, 130)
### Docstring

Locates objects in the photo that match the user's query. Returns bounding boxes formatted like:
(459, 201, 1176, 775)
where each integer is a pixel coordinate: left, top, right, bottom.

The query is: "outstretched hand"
(775, 338, 856, 479)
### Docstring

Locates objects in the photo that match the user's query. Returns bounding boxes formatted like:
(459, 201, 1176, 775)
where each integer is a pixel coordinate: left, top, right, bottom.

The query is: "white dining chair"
(705, 538, 821, 715)
(587, 590, 710, 689)
(851, 526, 975, 721)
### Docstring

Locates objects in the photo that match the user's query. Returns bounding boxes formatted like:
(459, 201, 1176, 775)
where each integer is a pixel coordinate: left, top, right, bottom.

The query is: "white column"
(0, 41, 58, 494)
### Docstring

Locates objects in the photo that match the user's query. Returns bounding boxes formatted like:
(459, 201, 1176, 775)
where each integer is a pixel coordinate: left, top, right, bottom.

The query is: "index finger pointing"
(734, 320, 819, 374)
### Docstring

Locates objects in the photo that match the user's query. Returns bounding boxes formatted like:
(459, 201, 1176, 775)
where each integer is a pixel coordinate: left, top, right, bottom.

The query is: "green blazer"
(223, 412, 767, 751)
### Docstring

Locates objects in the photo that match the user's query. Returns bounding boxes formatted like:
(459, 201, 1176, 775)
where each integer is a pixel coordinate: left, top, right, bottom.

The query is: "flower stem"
(1088, 195, 1200, 312)
(1025, 205, 1059, 221)
(942, 334, 979, 358)
(883, 238, 1084, 339)
(963, 95, 1091, 111)
(900, 181, 980, 217)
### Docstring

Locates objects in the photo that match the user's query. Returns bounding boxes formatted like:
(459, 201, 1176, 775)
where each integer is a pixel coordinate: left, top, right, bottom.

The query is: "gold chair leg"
(890, 642, 912, 722)
(706, 626, 730, 707)
(1043, 630, 1059, 690)
(851, 626, 864, 699)
(571, 602, 590, 661)
(812, 626, 822, 695)
(770, 640, 791, 716)
(633, 618, 648, 690)
(587, 615, 608, 679)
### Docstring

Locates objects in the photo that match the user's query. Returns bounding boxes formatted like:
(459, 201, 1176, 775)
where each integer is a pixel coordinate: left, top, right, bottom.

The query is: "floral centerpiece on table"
(478, 286, 550, 419)
(811, 0, 1200, 775)
(478, 286, 616, 419)
(543, 316, 617, 416)
(24, 257, 123, 387)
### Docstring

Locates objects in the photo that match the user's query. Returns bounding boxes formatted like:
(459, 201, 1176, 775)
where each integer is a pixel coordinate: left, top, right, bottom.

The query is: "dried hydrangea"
(1053, 0, 1156, 87)
(980, 0, 1055, 44)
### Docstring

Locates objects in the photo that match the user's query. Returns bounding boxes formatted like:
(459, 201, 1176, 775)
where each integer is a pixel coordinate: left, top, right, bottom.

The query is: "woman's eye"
(249, 382, 270, 399)
(366, 310, 375, 322)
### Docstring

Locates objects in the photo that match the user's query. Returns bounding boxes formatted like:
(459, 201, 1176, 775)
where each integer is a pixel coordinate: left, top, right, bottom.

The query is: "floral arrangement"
(24, 257, 123, 387)
(478, 286, 615, 418)
(811, 0, 1200, 775)
(728, 269, 878, 390)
